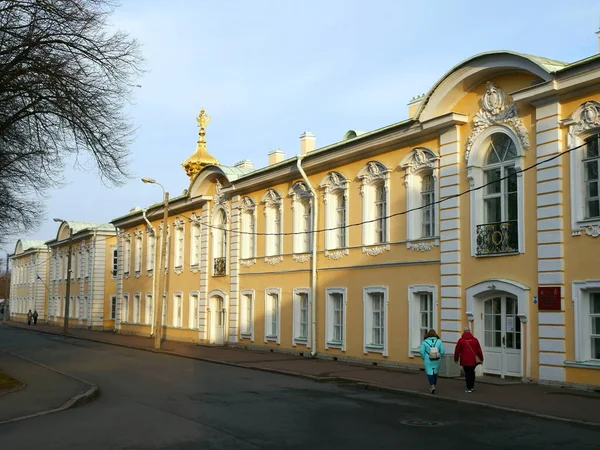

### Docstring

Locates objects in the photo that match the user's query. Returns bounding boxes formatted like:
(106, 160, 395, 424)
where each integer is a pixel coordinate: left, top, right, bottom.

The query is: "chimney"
(268, 149, 285, 165)
(234, 159, 253, 169)
(299, 131, 316, 155)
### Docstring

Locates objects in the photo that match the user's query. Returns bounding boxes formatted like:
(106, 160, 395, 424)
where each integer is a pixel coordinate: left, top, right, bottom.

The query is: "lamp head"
(141, 177, 156, 184)
(53, 218, 63, 223)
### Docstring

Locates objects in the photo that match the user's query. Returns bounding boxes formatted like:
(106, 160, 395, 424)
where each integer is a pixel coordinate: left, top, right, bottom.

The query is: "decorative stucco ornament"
(182, 109, 220, 179)
(570, 101, 600, 136)
(465, 82, 529, 161)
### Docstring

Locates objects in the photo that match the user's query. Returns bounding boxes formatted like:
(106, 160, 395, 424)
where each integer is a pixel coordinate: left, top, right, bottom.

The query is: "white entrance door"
(482, 296, 521, 378)
(210, 296, 225, 345)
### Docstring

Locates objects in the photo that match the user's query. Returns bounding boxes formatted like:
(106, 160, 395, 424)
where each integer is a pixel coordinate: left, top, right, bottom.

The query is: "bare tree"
(0, 0, 143, 243)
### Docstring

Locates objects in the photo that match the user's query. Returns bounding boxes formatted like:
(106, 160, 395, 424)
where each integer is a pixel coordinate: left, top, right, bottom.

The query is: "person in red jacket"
(454, 327, 484, 393)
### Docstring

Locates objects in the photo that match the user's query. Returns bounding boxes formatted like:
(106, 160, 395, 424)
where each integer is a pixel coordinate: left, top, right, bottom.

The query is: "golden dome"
(182, 109, 219, 178)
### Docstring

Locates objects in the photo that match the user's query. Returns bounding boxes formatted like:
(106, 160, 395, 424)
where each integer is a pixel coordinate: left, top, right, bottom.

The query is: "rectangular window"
(189, 293, 199, 329)
(408, 286, 436, 352)
(133, 293, 141, 324)
(335, 192, 346, 248)
(375, 184, 387, 244)
(122, 294, 129, 322)
(265, 290, 279, 341)
(363, 287, 388, 354)
(146, 233, 155, 273)
(111, 247, 118, 278)
(266, 206, 281, 256)
(584, 135, 599, 219)
(483, 166, 518, 223)
(173, 293, 182, 328)
(419, 293, 434, 341)
(124, 238, 131, 275)
(175, 226, 184, 269)
(135, 235, 143, 273)
(110, 295, 117, 320)
(190, 224, 201, 267)
(241, 211, 256, 259)
(421, 174, 435, 238)
(145, 294, 153, 325)
(77, 249, 83, 279)
(325, 289, 345, 347)
(240, 292, 253, 337)
(591, 292, 600, 360)
(84, 249, 90, 278)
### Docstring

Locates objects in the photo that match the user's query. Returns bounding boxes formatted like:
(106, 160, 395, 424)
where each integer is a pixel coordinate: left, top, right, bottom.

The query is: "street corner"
(0, 350, 99, 425)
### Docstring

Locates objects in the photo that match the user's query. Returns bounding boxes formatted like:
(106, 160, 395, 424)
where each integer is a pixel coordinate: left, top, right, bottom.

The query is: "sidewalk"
(6, 321, 600, 426)
(0, 349, 96, 424)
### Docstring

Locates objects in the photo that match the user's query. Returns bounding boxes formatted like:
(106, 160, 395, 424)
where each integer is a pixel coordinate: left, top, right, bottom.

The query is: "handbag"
(465, 339, 482, 365)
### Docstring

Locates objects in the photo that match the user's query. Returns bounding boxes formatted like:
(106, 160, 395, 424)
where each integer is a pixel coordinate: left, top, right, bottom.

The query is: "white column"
(438, 126, 462, 352)
(229, 195, 241, 343)
(199, 203, 210, 340)
(535, 102, 566, 382)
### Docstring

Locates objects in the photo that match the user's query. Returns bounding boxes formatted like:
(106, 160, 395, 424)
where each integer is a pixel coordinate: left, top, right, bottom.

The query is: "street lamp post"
(142, 178, 169, 350)
(54, 218, 73, 334)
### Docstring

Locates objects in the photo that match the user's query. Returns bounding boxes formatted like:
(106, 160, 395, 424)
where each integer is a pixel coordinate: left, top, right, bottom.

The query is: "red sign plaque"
(538, 286, 561, 311)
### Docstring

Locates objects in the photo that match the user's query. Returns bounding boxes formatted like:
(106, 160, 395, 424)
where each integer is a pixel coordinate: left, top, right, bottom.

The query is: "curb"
(6, 324, 600, 428)
(0, 349, 100, 425)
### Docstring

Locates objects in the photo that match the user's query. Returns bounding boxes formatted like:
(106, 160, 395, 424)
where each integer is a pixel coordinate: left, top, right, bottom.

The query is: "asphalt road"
(0, 327, 598, 449)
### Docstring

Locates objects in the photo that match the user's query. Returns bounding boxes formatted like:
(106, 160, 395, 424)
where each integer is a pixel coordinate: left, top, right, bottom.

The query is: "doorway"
(482, 296, 521, 378)
(209, 295, 225, 345)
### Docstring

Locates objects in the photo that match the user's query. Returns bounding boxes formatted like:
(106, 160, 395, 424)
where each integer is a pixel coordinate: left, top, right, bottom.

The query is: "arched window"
(358, 161, 390, 248)
(583, 134, 599, 219)
(212, 208, 227, 276)
(289, 181, 313, 255)
(262, 190, 283, 259)
(240, 197, 256, 260)
(320, 171, 349, 256)
(482, 134, 518, 225)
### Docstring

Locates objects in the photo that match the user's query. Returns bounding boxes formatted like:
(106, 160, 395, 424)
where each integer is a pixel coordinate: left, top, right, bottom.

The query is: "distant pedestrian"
(454, 327, 484, 393)
(27, 310, 33, 326)
(419, 329, 445, 394)
(33, 310, 39, 325)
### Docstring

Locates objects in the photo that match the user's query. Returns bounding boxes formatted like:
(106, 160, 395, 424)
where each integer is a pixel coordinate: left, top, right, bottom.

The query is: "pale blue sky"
(4, 0, 600, 254)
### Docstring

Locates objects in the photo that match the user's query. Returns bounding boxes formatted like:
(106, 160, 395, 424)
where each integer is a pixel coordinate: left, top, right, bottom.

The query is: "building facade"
(8, 240, 50, 321)
(45, 221, 117, 330)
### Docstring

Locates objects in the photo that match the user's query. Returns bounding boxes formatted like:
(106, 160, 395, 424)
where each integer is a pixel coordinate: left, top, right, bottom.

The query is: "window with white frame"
(146, 231, 155, 273)
(165, 227, 170, 271)
(212, 209, 227, 276)
(173, 293, 182, 327)
(264, 289, 280, 342)
(110, 295, 117, 320)
(122, 294, 129, 322)
(174, 219, 184, 271)
(401, 148, 439, 242)
(83, 296, 89, 321)
(293, 288, 310, 345)
(189, 292, 199, 329)
(77, 248, 83, 279)
(467, 129, 524, 256)
(133, 293, 141, 323)
(123, 235, 131, 275)
(289, 182, 313, 254)
(84, 248, 90, 278)
(189, 216, 201, 268)
(320, 172, 349, 252)
(145, 293, 153, 325)
(358, 161, 390, 247)
(568, 102, 600, 235)
(363, 287, 388, 354)
(75, 295, 80, 319)
(162, 293, 167, 324)
(240, 197, 256, 260)
(135, 232, 143, 274)
(572, 281, 600, 363)
(111, 247, 118, 278)
(325, 289, 346, 349)
(262, 190, 283, 257)
(240, 290, 254, 338)
(408, 285, 437, 353)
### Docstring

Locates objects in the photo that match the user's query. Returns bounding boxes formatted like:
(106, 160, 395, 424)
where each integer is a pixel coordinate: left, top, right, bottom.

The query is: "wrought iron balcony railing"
(213, 257, 227, 276)
(476, 220, 519, 256)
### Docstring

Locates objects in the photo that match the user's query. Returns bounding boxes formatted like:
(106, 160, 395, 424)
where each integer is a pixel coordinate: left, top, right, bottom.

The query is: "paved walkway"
(5, 321, 600, 426)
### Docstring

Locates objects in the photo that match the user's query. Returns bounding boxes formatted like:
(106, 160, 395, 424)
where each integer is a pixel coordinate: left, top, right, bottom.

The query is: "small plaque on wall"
(538, 286, 561, 311)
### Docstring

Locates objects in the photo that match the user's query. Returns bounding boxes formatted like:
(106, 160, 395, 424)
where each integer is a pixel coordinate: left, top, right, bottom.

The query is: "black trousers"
(463, 366, 476, 389)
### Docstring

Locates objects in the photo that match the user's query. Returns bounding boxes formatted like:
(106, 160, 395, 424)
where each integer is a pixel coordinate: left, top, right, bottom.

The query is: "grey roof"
(519, 52, 568, 73)
(19, 240, 47, 251)
(64, 221, 115, 234)
(218, 165, 255, 181)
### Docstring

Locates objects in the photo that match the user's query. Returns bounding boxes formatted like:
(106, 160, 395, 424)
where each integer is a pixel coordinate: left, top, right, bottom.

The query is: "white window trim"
(111, 246, 118, 279)
(146, 231, 155, 274)
(240, 289, 255, 341)
(110, 295, 117, 320)
(133, 292, 141, 324)
(407, 285, 438, 357)
(262, 190, 284, 260)
(172, 292, 183, 328)
(292, 287, 311, 348)
(240, 197, 257, 262)
(189, 214, 202, 271)
(134, 230, 143, 276)
(211, 206, 229, 276)
(363, 286, 389, 356)
(358, 161, 391, 250)
(325, 287, 347, 351)
(320, 171, 350, 256)
(566, 104, 600, 236)
(123, 234, 131, 277)
(264, 287, 281, 344)
(122, 293, 129, 323)
(189, 291, 199, 329)
(400, 148, 440, 245)
(572, 280, 600, 364)
(145, 293, 153, 325)
(289, 182, 313, 256)
(467, 126, 526, 257)
(173, 218, 185, 274)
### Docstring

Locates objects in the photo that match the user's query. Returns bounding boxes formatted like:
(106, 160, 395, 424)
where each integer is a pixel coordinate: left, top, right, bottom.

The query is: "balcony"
(476, 221, 519, 256)
(213, 257, 226, 276)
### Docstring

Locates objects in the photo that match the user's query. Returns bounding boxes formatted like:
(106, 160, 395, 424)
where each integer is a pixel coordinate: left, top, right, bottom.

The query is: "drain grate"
(399, 420, 445, 427)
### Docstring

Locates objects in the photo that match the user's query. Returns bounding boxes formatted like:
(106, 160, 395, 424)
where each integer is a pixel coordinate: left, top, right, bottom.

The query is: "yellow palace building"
(10, 44, 600, 389)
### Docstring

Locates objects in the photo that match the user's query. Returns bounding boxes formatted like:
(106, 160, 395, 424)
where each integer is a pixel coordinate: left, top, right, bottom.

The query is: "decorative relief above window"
(465, 82, 529, 162)
(264, 256, 283, 265)
(292, 254, 311, 263)
(214, 179, 228, 205)
(407, 241, 437, 252)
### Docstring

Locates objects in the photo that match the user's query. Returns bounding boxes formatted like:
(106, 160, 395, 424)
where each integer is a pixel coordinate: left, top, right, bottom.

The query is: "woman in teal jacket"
(419, 329, 445, 394)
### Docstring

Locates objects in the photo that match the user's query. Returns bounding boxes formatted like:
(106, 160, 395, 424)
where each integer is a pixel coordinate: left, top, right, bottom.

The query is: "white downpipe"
(142, 208, 157, 337)
(90, 229, 98, 328)
(296, 156, 318, 357)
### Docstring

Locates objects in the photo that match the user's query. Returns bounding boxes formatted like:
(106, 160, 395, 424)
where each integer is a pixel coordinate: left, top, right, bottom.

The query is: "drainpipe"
(90, 229, 97, 329)
(296, 155, 318, 357)
(142, 208, 156, 337)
